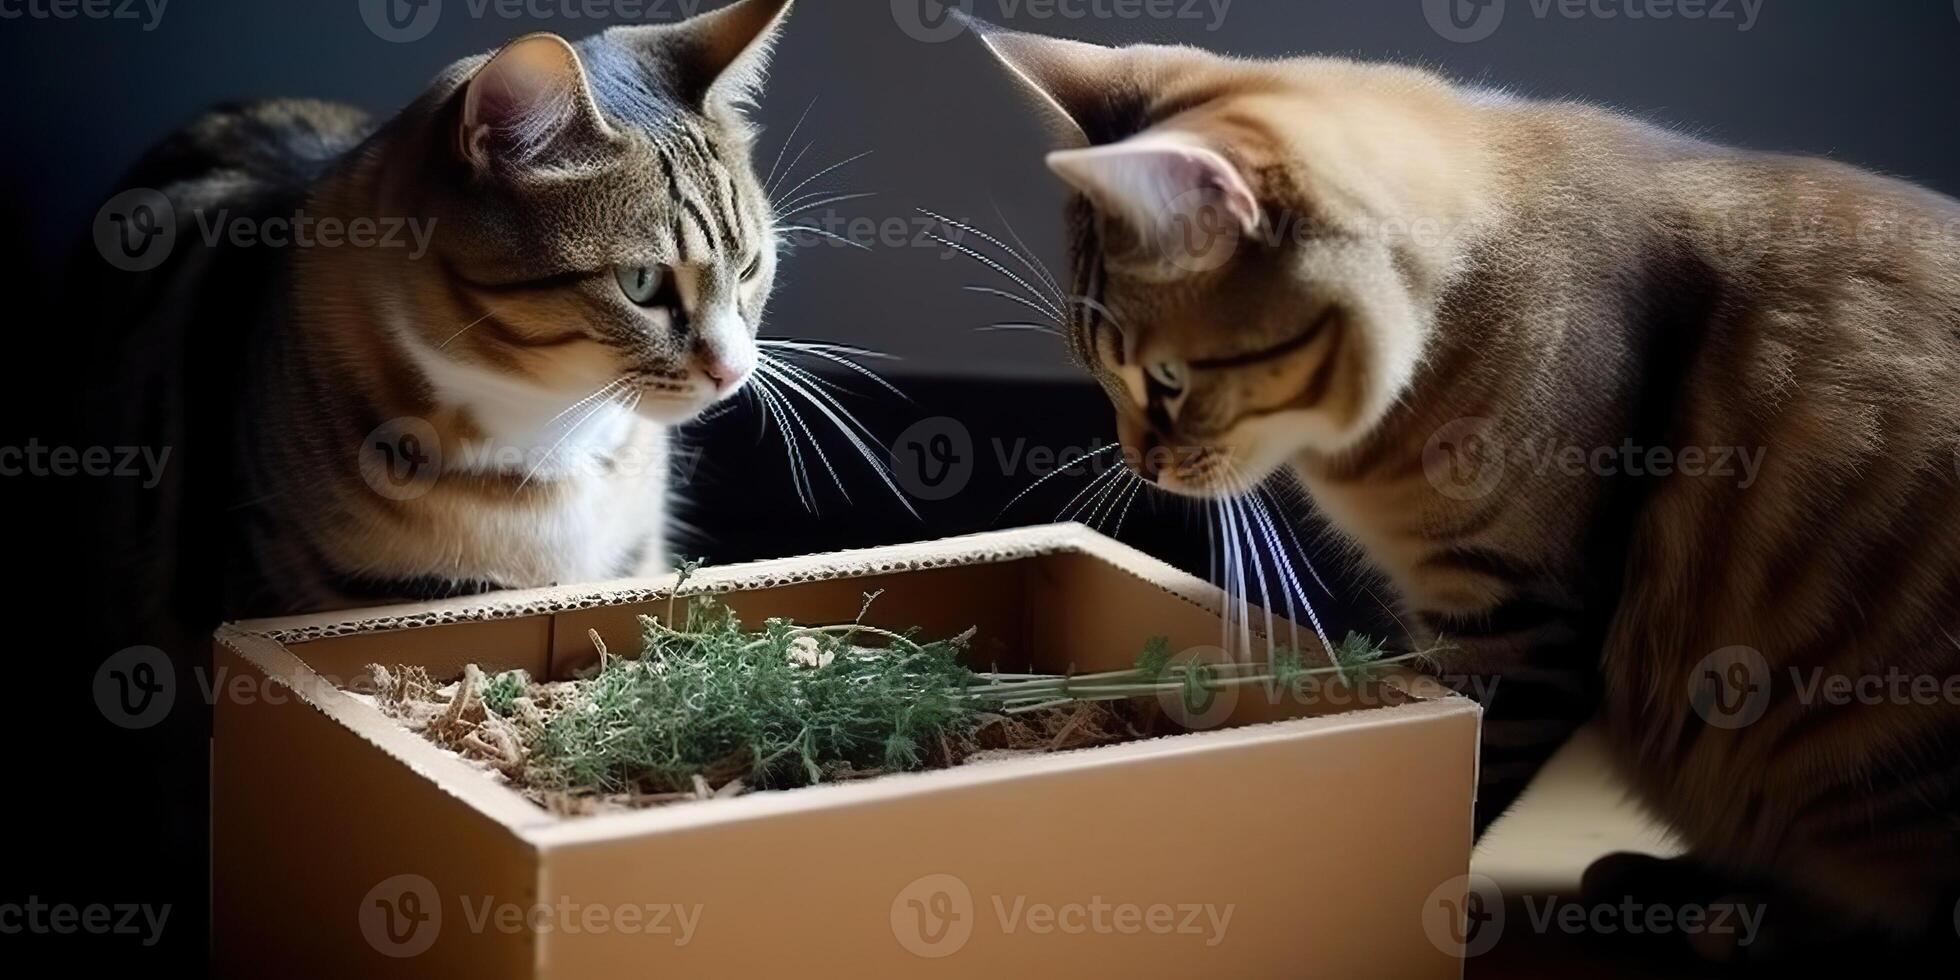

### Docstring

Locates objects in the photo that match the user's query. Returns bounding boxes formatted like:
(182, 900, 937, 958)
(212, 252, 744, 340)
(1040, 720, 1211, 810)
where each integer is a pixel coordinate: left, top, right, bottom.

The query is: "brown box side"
(527, 699, 1480, 979)
(213, 630, 545, 979)
(285, 615, 553, 689)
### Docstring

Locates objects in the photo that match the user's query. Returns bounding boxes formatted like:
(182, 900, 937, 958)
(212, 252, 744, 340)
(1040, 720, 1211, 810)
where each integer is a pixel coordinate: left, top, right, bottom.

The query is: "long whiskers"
(745, 369, 817, 510)
(514, 382, 633, 494)
(757, 339, 909, 400)
(920, 208, 1067, 308)
(996, 444, 1120, 520)
(763, 96, 820, 200)
(754, 356, 918, 518)
(773, 150, 876, 218)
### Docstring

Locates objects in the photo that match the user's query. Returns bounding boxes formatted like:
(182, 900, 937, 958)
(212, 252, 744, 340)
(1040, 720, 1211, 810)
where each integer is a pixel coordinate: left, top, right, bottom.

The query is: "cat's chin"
(632, 394, 718, 426)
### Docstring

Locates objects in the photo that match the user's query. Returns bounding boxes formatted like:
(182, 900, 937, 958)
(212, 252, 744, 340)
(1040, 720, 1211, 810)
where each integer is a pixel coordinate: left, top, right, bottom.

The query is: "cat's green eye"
(616, 264, 673, 307)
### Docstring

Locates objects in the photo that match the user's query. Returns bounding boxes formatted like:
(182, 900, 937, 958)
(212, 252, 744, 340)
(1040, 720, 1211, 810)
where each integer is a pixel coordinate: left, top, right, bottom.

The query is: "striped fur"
(974, 26, 1960, 948)
(91, 0, 795, 628)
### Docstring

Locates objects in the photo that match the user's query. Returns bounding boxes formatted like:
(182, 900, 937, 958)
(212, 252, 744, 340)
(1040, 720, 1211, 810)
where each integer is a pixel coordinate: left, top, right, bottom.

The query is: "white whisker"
(773, 150, 875, 216)
(777, 190, 879, 220)
(763, 96, 819, 197)
(756, 369, 848, 506)
(751, 372, 817, 511)
(515, 386, 627, 494)
(962, 285, 1065, 324)
(1110, 479, 1146, 538)
(776, 225, 872, 251)
(1081, 466, 1136, 531)
(918, 208, 1066, 305)
(762, 354, 855, 398)
(925, 234, 1065, 322)
(1056, 462, 1127, 524)
(542, 377, 628, 431)
(992, 201, 1068, 303)
(756, 361, 919, 518)
(756, 339, 897, 360)
(977, 322, 1064, 337)
(997, 444, 1120, 519)
(758, 340, 909, 401)
(436, 310, 498, 350)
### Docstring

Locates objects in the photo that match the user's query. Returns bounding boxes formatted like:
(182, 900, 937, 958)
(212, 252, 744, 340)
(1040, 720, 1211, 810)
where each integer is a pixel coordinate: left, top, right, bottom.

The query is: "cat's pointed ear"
(964, 18, 1132, 148)
(616, 0, 794, 110)
(1047, 133, 1263, 239)
(460, 33, 616, 174)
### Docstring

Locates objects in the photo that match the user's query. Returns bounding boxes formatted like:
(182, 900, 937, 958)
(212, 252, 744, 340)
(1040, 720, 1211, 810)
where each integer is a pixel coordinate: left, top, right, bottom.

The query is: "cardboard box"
(213, 524, 1482, 978)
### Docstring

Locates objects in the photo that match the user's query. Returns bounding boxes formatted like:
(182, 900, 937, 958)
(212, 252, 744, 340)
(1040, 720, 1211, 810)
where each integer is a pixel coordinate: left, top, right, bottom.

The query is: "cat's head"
(356, 0, 794, 426)
(970, 24, 1486, 497)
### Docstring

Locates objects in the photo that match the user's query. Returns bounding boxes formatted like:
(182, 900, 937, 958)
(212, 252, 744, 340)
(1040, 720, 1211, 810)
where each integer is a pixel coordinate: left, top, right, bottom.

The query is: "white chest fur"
(394, 324, 672, 586)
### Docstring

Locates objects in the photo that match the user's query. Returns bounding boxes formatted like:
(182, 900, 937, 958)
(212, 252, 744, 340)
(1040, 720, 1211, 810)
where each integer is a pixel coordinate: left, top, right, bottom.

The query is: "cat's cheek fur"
(1297, 245, 1431, 453)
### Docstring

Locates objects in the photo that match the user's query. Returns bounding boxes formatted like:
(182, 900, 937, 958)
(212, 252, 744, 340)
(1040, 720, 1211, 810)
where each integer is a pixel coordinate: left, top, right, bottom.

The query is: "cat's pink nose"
(703, 355, 752, 394)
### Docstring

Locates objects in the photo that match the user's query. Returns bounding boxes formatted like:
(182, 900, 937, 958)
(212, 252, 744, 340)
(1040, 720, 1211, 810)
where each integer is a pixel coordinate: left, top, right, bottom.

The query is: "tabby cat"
(967, 20, 1960, 958)
(88, 0, 794, 640)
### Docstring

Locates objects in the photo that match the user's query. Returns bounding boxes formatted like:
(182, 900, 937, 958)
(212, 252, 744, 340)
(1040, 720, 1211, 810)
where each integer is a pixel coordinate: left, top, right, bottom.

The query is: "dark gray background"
(5, 0, 1960, 379)
(6, 4, 1960, 971)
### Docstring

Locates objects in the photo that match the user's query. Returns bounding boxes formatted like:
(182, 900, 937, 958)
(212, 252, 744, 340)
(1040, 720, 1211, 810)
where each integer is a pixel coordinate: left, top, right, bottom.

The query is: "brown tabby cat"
(88, 0, 794, 641)
(967, 19, 1960, 959)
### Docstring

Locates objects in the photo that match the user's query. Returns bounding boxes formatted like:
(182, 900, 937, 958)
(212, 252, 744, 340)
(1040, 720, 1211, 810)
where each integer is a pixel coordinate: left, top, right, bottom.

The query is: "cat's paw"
(1578, 853, 1790, 972)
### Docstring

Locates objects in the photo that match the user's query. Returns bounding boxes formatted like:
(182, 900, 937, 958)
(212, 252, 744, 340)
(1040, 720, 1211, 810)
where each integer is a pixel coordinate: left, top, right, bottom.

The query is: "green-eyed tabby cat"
(968, 20, 1960, 960)
(87, 0, 794, 641)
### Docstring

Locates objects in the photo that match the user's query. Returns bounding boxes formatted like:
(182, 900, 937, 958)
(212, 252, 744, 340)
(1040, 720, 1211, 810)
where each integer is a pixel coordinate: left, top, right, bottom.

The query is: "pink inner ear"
(461, 35, 593, 168)
(1046, 135, 1263, 236)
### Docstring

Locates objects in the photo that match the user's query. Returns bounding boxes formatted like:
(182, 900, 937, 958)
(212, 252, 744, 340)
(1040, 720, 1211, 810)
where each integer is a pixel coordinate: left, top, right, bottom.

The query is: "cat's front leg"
(1404, 594, 1605, 836)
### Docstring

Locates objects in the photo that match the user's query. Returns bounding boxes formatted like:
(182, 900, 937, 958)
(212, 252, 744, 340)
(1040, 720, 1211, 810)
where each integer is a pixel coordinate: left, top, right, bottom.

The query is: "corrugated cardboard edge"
(233, 525, 1104, 644)
(228, 523, 1311, 645)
